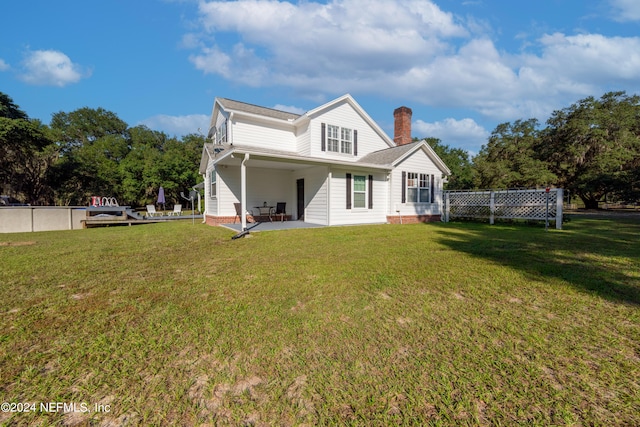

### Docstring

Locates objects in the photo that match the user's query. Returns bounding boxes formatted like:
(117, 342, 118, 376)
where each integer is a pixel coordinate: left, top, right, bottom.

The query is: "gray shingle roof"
(357, 141, 421, 165)
(218, 98, 301, 121)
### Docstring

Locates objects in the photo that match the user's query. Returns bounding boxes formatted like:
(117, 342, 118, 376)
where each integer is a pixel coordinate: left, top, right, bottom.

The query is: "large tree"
(0, 93, 55, 204)
(50, 107, 129, 151)
(157, 133, 204, 205)
(48, 107, 130, 205)
(119, 127, 203, 207)
(1, 93, 203, 207)
(423, 137, 474, 190)
(473, 119, 556, 189)
(0, 92, 28, 120)
(119, 126, 166, 207)
(541, 91, 640, 208)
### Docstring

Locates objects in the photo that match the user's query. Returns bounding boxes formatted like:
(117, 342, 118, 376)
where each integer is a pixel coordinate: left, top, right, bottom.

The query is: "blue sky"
(1, 0, 639, 154)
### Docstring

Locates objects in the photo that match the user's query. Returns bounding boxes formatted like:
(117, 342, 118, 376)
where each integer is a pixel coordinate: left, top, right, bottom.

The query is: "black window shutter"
(353, 130, 358, 156)
(401, 171, 406, 203)
(430, 174, 435, 203)
(368, 175, 373, 209)
(321, 123, 326, 151)
(346, 173, 352, 209)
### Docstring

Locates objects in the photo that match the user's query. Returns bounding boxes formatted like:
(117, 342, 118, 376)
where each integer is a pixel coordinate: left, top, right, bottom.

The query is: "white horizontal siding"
(391, 149, 444, 216)
(232, 119, 297, 151)
(295, 166, 328, 225)
(296, 121, 311, 156)
(215, 112, 227, 128)
(329, 169, 388, 225)
(204, 166, 218, 216)
(216, 166, 294, 216)
(245, 168, 294, 213)
(217, 167, 240, 216)
(308, 100, 391, 161)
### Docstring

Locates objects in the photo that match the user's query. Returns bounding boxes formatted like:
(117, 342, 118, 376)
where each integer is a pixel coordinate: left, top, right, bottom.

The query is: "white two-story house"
(199, 94, 450, 230)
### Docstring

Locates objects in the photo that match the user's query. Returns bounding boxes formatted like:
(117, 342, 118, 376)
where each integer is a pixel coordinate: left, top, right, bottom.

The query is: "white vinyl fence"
(443, 188, 563, 229)
(0, 207, 86, 233)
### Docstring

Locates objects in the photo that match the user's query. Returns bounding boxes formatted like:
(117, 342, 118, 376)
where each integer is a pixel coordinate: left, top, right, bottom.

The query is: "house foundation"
(386, 215, 441, 224)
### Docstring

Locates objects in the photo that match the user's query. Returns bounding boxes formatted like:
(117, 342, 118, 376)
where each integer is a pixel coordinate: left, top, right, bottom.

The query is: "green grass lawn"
(1, 217, 638, 426)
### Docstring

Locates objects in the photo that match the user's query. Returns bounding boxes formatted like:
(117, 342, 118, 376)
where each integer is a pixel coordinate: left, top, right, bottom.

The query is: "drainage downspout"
(241, 153, 249, 231)
(201, 173, 207, 223)
(326, 169, 331, 226)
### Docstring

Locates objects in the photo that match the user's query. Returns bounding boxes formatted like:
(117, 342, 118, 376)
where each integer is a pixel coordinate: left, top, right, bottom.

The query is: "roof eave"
(392, 141, 452, 175)
(224, 146, 392, 171)
(198, 144, 213, 174)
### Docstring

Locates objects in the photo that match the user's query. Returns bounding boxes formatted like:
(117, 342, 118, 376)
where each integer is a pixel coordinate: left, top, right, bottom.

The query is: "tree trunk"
(581, 195, 599, 209)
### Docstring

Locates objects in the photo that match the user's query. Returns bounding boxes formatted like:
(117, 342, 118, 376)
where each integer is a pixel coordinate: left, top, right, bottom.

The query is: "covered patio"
(221, 219, 325, 233)
(204, 142, 392, 231)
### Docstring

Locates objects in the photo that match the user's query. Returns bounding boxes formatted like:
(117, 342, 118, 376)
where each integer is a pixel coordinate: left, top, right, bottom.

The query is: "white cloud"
(19, 50, 89, 87)
(139, 114, 210, 137)
(609, 0, 640, 21)
(533, 33, 640, 83)
(414, 117, 489, 153)
(0, 59, 9, 71)
(188, 0, 640, 126)
(191, 0, 467, 87)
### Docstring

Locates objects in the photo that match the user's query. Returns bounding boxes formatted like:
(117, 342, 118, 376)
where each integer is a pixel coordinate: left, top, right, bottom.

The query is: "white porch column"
(241, 153, 250, 230)
(444, 191, 450, 223)
(489, 190, 495, 225)
(326, 169, 332, 226)
(556, 188, 564, 230)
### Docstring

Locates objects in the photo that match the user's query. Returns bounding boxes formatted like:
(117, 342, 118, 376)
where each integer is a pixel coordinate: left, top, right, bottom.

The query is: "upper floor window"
(325, 124, 353, 154)
(327, 125, 339, 152)
(216, 120, 227, 144)
(341, 128, 352, 154)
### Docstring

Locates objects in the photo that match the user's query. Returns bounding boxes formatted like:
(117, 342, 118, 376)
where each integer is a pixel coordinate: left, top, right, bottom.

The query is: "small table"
(254, 206, 274, 221)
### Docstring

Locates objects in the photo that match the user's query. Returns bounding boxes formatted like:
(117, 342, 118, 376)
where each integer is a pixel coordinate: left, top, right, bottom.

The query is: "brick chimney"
(393, 106, 412, 146)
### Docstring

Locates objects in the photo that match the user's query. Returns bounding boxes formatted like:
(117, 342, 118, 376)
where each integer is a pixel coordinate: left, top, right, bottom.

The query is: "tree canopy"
(1, 91, 203, 207)
(0, 94, 55, 204)
(541, 91, 640, 208)
(423, 137, 474, 190)
(472, 119, 556, 189)
(417, 91, 639, 208)
(3, 89, 639, 209)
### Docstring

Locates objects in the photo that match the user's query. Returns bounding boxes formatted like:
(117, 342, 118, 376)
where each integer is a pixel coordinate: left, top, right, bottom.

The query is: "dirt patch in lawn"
(0, 241, 36, 246)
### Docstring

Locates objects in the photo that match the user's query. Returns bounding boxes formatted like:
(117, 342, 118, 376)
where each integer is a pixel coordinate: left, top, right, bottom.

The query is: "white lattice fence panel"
(448, 191, 491, 218)
(444, 188, 563, 228)
(494, 189, 557, 220)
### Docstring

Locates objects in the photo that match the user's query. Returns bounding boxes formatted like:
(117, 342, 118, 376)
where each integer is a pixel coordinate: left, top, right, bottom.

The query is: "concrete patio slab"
(221, 220, 325, 233)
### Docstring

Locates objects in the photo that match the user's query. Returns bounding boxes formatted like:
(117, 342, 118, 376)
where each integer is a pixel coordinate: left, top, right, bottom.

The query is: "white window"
(216, 120, 227, 144)
(326, 125, 353, 154)
(327, 125, 339, 152)
(407, 172, 430, 203)
(341, 127, 352, 154)
(210, 170, 217, 198)
(353, 175, 366, 208)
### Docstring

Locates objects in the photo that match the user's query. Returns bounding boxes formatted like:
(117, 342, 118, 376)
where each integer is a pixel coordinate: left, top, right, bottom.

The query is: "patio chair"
(146, 204, 162, 217)
(234, 203, 254, 223)
(169, 204, 182, 216)
(271, 202, 286, 222)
